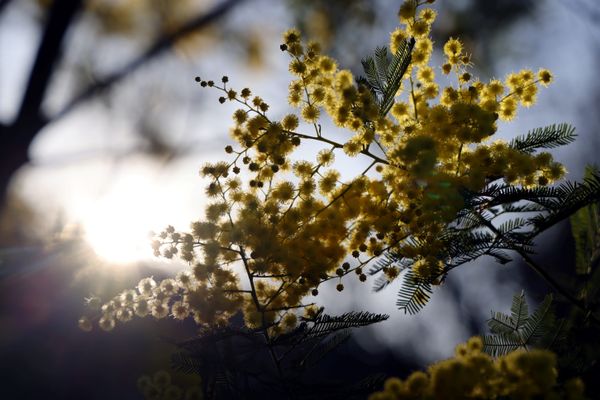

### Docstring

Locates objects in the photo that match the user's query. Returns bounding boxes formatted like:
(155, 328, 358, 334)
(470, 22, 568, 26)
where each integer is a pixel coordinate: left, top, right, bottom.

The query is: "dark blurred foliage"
(432, 0, 537, 74)
(565, 0, 600, 156)
(288, 0, 376, 66)
(166, 311, 415, 399)
(2, 0, 600, 399)
(288, 0, 540, 74)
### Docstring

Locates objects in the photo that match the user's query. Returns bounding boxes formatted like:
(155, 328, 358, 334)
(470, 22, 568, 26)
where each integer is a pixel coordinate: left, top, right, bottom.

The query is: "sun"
(79, 172, 186, 265)
(82, 189, 154, 264)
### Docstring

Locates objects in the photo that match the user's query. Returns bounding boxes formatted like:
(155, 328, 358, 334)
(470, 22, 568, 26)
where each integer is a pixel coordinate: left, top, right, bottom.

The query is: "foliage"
(551, 168, 600, 380)
(508, 123, 577, 154)
(482, 290, 600, 391)
(77, 0, 600, 398)
(357, 39, 415, 117)
(570, 165, 600, 277)
(169, 309, 387, 399)
(82, 0, 573, 333)
(482, 291, 565, 357)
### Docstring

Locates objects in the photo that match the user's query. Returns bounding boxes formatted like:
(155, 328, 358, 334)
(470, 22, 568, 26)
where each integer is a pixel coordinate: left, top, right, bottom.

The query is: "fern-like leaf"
(484, 291, 564, 358)
(570, 165, 600, 275)
(534, 172, 600, 231)
(482, 332, 522, 357)
(498, 218, 531, 235)
(510, 290, 529, 330)
(486, 185, 563, 209)
(171, 352, 203, 374)
(396, 269, 433, 314)
(500, 202, 548, 214)
(374, 47, 390, 89)
(369, 252, 413, 292)
(305, 311, 389, 339)
(360, 56, 383, 96)
(509, 123, 576, 154)
(369, 252, 397, 275)
(372, 275, 393, 293)
(380, 37, 415, 116)
(488, 311, 517, 334)
(520, 294, 553, 345)
(442, 227, 516, 266)
(358, 38, 414, 117)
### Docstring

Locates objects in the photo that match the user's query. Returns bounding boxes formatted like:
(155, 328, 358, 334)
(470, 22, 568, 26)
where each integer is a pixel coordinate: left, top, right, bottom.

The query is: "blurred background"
(1, 0, 599, 398)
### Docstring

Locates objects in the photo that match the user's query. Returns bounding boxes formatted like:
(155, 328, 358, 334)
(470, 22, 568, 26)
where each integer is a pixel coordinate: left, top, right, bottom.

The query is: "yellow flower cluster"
(369, 337, 586, 400)
(88, 254, 244, 331)
(82, 0, 564, 335)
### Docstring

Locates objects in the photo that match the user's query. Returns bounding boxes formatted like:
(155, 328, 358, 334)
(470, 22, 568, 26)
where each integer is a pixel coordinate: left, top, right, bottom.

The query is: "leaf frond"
(171, 352, 203, 374)
(488, 311, 517, 334)
(570, 165, 600, 275)
(482, 332, 522, 357)
(534, 172, 600, 230)
(359, 38, 415, 117)
(305, 311, 389, 339)
(521, 294, 553, 345)
(396, 269, 433, 314)
(380, 38, 415, 116)
(510, 290, 529, 330)
(509, 123, 576, 154)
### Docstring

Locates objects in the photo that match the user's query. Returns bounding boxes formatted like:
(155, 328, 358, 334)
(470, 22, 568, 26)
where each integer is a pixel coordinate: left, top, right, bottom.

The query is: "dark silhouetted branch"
(54, 0, 246, 121)
(17, 0, 82, 126)
(0, 0, 13, 15)
(1, 0, 82, 208)
(0, 0, 245, 208)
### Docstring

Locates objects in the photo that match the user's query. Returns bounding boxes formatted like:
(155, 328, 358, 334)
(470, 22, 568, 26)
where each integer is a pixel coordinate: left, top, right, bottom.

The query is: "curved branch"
(0, 0, 13, 16)
(17, 0, 82, 125)
(1, 0, 82, 207)
(53, 0, 246, 121)
(475, 211, 600, 326)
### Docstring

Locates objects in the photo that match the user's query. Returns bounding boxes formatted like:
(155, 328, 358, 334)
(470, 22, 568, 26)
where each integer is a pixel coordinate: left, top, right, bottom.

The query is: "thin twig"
(53, 0, 246, 121)
(475, 210, 600, 326)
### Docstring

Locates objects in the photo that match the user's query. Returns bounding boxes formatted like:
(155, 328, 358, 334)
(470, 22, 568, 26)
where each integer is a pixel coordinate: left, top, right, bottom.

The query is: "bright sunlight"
(78, 169, 193, 265)
(82, 194, 153, 264)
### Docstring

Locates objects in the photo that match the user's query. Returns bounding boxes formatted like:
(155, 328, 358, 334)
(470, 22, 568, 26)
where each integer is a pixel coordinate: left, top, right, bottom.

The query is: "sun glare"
(79, 173, 189, 265)
(83, 196, 153, 264)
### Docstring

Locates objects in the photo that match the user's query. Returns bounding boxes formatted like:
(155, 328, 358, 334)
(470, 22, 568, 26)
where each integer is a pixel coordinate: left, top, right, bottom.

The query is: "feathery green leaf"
(521, 294, 553, 345)
(488, 311, 517, 334)
(396, 269, 433, 314)
(510, 290, 529, 330)
(509, 123, 576, 153)
(482, 332, 522, 357)
(358, 38, 414, 117)
(305, 311, 389, 339)
(570, 165, 600, 275)
(380, 37, 415, 116)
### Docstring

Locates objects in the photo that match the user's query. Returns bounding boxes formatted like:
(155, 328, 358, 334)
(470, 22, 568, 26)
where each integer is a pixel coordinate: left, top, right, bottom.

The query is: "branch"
(0, 0, 13, 16)
(518, 251, 599, 326)
(475, 211, 600, 326)
(285, 129, 393, 167)
(0, 0, 82, 207)
(53, 0, 246, 121)
(16, 0, 83, 126)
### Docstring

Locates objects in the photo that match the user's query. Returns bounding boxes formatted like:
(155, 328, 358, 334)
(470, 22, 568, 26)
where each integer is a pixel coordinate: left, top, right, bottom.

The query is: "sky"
(1, 0, 599, 374)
